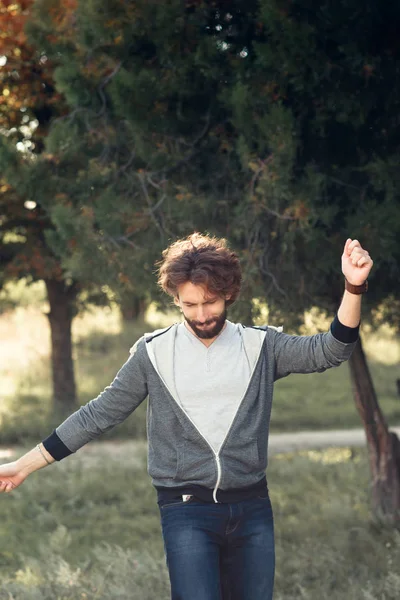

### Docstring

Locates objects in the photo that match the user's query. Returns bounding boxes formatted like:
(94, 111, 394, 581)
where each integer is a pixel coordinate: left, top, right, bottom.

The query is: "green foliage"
(15, 1, 261, 311)
(225, 0, 400, 324)
(1, 0, 398, 327)
(21, 1, 400, 329)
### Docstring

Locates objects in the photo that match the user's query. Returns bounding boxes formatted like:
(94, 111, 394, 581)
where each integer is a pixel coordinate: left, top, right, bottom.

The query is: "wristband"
(344, 278, 368, 294)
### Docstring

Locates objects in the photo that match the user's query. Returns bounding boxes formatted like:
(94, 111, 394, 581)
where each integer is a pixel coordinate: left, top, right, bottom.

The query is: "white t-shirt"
(173, 321, 252, 453)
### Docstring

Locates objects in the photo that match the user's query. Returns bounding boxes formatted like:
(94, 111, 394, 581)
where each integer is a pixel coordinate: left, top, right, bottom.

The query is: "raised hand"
(342, 239, 373, 286)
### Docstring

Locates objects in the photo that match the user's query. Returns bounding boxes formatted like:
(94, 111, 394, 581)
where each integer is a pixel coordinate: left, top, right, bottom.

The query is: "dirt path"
(2, 426, 400, 464)
(267, 425, 400, 455)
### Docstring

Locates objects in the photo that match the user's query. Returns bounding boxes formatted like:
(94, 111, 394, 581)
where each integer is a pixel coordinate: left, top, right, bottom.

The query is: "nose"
(196, 306, 207, 323)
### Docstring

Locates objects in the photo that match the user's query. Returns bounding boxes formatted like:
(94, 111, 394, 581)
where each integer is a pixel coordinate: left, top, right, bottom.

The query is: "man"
(0, 233, 373, 600)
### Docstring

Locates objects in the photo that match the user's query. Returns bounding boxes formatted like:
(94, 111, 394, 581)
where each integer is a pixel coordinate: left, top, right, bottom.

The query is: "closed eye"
(183, 298, 218, 307)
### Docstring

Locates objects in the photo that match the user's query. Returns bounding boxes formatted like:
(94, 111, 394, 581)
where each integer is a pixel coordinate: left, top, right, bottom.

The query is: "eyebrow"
(183, 297, 218, 305)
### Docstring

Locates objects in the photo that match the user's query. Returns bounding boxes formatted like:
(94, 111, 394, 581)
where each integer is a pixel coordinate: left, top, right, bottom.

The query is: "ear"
(173, 296, 181, 308)
(225, 294, 232, 301)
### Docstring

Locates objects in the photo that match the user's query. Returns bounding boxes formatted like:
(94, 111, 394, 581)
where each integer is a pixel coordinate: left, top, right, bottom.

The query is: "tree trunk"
(44, 279, 78, 417)
(348, 337, 400, 525)
(120, 294, 147, 322)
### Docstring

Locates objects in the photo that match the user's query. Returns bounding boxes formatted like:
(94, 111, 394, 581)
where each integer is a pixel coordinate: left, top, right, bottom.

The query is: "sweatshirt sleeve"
(272, 315, 358, 381)
(42, 339, 148, 460)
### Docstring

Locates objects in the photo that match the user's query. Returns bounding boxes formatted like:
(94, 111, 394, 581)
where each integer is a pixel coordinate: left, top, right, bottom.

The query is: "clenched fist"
(342, 239, 373, 286)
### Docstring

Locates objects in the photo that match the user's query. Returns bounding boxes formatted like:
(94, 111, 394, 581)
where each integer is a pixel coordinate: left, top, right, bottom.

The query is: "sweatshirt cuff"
(42, 430, 73, 461)
(330, 314, 359, 343)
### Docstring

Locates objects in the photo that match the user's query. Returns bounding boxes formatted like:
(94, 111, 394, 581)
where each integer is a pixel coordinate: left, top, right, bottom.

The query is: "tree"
(0, 0, 136, 414)
(15, 0, 400, 520)
(0, 0, 81, 415)
(20, 0, 261, 313)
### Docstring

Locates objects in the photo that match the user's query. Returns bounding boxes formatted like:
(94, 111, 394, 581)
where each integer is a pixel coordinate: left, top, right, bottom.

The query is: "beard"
(184, 307, 227, 339)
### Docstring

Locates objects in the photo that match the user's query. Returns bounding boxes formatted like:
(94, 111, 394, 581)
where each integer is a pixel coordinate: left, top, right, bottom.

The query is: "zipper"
(213, 454, 222, 503)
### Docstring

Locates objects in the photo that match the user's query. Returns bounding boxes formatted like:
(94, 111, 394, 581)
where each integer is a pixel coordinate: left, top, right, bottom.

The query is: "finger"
(5, 482, 14, 493)
(350, 248, 367, 261)
(356, 256, 368, 267)
(349, 239, 362, 252)
(352, 256, 369, 266)
(0, 478, 14, 491)
(357, 255, 373, 268)
(344, 238, 352, 255)
(350, 252, 362, 265)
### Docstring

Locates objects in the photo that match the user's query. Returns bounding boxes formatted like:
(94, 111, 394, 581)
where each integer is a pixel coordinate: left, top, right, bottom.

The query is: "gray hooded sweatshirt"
(42, 316, 357, 503)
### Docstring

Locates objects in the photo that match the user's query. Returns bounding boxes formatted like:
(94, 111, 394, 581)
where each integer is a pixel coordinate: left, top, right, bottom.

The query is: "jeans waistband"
(156, 476, 268, 504)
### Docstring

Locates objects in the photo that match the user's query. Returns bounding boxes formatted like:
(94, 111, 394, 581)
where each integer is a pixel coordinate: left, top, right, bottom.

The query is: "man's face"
(174, 281, 229, 340)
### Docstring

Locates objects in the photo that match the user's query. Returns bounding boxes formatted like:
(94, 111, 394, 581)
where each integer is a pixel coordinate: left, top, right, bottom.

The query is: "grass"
(272, 360, 400, 431)
(0, 443, 399, 599)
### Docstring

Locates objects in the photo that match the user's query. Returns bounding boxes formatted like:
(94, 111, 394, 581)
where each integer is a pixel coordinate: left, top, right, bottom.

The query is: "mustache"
(191, 318, 218, 326)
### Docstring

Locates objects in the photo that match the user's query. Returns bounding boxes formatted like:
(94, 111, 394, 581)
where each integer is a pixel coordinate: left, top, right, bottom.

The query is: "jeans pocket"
(256, 492, 270, 500)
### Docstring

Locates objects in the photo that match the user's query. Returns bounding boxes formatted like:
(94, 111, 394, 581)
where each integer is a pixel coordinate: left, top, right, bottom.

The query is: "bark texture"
(349, 337, 400, 525)
(45, 279, 78, 416)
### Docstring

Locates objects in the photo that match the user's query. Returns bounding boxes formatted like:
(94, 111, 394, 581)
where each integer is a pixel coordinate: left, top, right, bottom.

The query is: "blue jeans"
(159, 493, 275, 600)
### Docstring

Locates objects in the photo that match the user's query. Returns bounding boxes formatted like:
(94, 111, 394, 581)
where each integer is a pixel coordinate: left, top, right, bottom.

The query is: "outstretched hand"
(342, 239, 373, 286)
(0, 462, 27, 493)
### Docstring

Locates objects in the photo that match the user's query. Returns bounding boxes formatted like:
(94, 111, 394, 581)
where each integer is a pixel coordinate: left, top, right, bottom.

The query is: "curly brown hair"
(157, 232, 242, 306)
